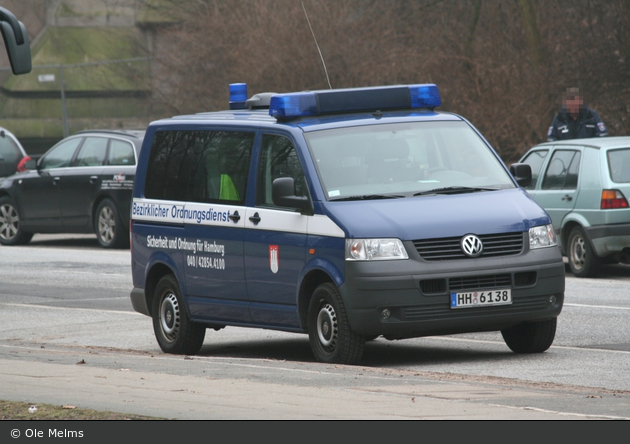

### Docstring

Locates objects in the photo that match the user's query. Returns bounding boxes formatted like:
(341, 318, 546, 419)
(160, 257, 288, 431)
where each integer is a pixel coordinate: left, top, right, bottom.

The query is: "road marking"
(565, 302, 630, 310)
(0, 302, 143, 315)
(428, 336, 630, 354)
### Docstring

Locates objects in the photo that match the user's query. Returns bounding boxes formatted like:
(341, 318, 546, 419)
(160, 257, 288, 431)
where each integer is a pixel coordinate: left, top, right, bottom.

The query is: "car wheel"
(501, 318, 557, 353)
(0, 196, 33, 246)
(307, 282, 365, 365)
(95, 199, 128, 249)
(152, 274, 206, 355)
(567, 226, 601, 278)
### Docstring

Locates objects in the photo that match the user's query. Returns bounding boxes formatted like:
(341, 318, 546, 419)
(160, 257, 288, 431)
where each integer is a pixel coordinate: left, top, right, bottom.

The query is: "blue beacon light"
(409, 84, 441, 109)
(229, 83, 248, 110)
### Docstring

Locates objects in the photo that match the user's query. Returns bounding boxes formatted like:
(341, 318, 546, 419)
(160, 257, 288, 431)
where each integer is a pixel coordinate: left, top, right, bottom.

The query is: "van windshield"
(304, 121, 515, 200)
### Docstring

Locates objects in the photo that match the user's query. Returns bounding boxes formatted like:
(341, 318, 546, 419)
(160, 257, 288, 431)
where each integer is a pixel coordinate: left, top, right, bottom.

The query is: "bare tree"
(145, 0, 630, 162)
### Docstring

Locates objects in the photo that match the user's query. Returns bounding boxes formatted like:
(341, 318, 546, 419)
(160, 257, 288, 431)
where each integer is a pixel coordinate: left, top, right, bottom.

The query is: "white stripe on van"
(245, 207, 344, 237)
(132, 198, 344, 237)
(132, 198, 185, 224)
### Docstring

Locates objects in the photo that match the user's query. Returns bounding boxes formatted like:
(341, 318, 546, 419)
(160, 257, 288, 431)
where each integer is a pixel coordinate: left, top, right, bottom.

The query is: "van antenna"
(301, 1, 332, 89)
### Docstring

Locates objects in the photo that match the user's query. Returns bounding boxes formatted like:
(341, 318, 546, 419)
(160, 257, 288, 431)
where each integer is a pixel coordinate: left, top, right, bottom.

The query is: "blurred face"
(565, 96, 583, 117)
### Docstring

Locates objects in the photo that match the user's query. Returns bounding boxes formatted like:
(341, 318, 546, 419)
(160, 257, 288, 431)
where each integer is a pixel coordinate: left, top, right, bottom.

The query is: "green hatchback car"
(519, 136, 630, 277)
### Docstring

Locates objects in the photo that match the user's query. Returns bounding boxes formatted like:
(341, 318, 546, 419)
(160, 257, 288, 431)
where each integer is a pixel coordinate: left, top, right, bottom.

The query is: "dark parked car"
(0, 129, 145, 248)
(0, 127, 27, 178)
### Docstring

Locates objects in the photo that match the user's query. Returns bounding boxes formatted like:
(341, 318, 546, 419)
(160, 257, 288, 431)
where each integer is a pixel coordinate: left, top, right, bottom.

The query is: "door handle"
(561, 194, 572, 202)
(249, 212, 261, 224)
(229, 210, 240, 222)
(90, 175, 98, 184)
(52, 177, 60, 185)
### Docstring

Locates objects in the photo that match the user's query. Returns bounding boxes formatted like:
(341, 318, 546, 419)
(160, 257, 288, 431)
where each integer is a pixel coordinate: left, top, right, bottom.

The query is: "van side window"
(190, 131, 254, 203)
(520, 149, 549, 189)
(144, 131, 197, 200)
(145, 130, 254, 203)
(541, 150, 580, 190)
(257, 134, 307, 208)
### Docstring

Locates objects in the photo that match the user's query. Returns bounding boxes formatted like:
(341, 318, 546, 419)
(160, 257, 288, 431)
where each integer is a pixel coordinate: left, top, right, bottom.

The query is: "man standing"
(547, 87, 608, 141)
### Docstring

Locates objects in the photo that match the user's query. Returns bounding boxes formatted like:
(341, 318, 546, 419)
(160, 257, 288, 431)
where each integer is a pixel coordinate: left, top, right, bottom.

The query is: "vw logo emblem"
(461, 234, 483, 257)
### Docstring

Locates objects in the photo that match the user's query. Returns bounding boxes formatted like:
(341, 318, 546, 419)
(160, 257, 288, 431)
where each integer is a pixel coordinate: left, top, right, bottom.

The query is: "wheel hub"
(0, 204, 19, 240)
(160, 293, 180, 341)
(98, 207, 115, 242)
(317, 303, 338, 349)
(570, 236, 586, 270)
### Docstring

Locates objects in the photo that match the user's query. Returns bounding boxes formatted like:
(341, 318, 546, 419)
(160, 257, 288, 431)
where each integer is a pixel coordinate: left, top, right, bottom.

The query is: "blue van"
(129, 84, 565, 364)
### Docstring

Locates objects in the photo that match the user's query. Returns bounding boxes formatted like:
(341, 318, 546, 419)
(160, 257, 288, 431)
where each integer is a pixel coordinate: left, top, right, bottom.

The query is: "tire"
(0, 196, 33, 246)
(567, 226, 601, 278)
(95, 198, 128, 249)
(152, 274, 206, 355)
(501, 318, 557, 354)
(307, 282, 365, 365)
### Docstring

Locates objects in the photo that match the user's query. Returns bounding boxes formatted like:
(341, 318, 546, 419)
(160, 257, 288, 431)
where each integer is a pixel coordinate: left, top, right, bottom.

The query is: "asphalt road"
(1, 234, 629, 420)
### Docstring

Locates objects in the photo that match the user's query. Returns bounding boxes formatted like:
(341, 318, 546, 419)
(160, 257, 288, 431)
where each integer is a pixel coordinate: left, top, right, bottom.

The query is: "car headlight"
(529, 224, 557, 249)
(345, 239, 409, 261)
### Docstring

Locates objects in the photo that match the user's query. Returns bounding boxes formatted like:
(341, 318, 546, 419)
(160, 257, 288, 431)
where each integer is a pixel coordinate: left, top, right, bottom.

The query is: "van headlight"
(529, 224, 557, 249)
(345, 239, 409, 261)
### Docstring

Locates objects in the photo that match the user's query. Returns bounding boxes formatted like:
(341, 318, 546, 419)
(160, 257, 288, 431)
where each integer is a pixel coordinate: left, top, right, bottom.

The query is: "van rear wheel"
(501, 318, 556, 353)
(152, 274, 205, 355)
(307, 282, 365, 365)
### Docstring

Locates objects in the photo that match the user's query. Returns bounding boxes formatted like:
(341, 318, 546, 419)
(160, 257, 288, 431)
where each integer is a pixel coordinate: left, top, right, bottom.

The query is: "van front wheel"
(501, 318, 556, 353)
(307, 283, 365, 365)
(152, 274, 205, 355)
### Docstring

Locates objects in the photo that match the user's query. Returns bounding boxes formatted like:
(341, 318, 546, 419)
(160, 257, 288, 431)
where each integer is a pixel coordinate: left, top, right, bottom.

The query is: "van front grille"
(413, 232, 524, 261)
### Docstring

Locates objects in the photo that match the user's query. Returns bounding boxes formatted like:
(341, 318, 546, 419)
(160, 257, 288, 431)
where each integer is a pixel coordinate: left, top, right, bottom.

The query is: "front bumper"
(339, 245, 565, 338)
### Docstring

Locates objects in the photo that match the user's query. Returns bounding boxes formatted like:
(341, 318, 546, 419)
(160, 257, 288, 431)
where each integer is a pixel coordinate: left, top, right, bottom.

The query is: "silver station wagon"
(519, 136, 630, 277)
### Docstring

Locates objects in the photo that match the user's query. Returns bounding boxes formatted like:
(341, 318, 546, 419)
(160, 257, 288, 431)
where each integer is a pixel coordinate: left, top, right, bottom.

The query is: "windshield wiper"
(330, 194, 405, 202)
(413, 186, 500, 196)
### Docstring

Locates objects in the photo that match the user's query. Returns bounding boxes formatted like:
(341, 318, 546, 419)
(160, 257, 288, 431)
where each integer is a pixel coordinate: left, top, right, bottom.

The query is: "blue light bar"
(229, 83, 248, 110)
(269, 92, 317, 119)
(268, 84, 440, 120)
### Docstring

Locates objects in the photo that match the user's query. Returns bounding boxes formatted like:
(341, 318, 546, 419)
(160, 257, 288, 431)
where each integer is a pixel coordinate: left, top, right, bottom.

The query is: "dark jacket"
(547, 106, 608, 141)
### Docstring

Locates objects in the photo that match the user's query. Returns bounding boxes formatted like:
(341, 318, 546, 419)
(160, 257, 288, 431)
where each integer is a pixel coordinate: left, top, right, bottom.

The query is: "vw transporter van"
(130, 83, 565, 364)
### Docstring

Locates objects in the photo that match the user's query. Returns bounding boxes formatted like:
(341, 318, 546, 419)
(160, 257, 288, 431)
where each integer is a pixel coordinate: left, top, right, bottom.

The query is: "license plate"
(450, 289, 512, 309)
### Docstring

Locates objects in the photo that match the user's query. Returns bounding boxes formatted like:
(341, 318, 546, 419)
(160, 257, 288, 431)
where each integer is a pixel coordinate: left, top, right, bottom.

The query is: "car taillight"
(601, 190, 629, 209)
(16, 156, 31, 172)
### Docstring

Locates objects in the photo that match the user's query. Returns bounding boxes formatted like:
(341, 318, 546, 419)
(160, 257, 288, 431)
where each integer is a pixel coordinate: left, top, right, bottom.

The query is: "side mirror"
(510, 163, 532, 188)
(0, 7, 32, 75)
(272, 177, 311, 212)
